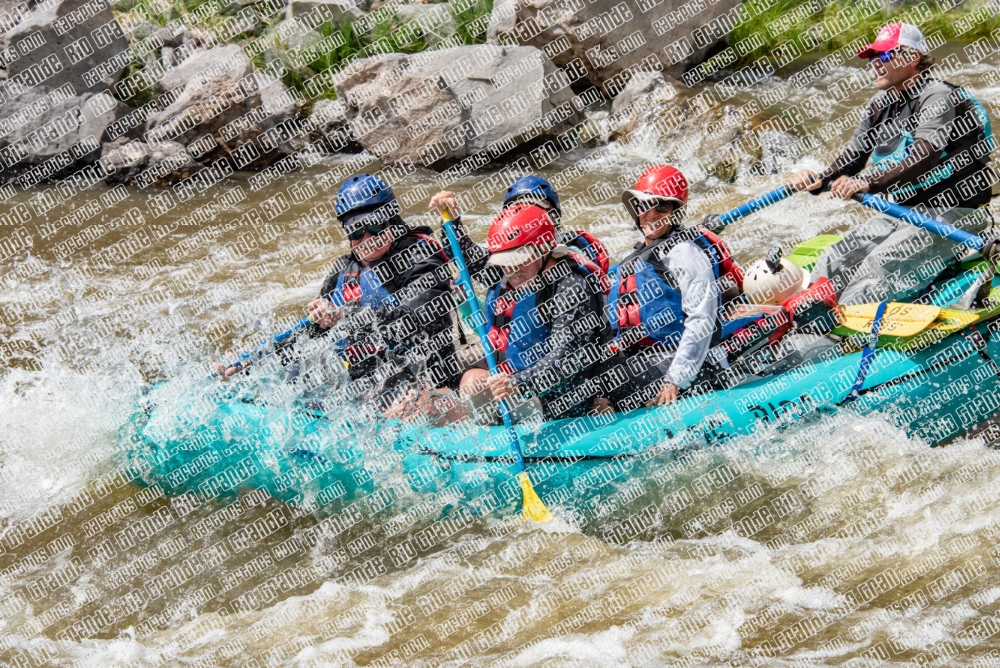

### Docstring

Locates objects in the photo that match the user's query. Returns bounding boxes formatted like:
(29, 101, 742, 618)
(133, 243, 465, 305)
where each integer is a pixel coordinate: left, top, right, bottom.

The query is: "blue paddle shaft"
(856, 193, 983, 250)
(718, 184, 795, 226)
(236, 316, 313, 361)
(442, 219, 527, 474)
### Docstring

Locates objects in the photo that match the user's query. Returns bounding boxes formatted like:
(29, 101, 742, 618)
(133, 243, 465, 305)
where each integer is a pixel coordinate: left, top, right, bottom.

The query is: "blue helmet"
(503, 176, 560, 214)
(335, 173, 396, 220)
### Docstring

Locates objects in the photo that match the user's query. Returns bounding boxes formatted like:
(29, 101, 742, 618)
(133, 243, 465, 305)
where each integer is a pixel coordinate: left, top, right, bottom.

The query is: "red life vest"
(700, 226, 744, 299)
(611, 226, 738, 350)
(566, 229, 611, 275)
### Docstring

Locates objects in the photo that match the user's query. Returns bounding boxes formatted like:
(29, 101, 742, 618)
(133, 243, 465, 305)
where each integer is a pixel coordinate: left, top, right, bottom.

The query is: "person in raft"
(456, 202, 611, 423)
(602, 165, 740, 411)
(217, 173, 461, 415)
(427, 175, 611, 289)
(793, 22, 995, 306)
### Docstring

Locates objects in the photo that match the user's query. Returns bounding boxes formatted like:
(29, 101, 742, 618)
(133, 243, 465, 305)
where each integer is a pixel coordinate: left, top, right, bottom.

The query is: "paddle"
(439, 210, 552, 523)
(836, 302, 941, 338)
(852, 193, 984, 249)
(699, 184, 797, 233)
(213, 316, 313, 377)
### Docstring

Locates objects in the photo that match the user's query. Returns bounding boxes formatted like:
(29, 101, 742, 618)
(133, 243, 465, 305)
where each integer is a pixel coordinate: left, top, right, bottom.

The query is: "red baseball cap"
(857, 22, 929, 59)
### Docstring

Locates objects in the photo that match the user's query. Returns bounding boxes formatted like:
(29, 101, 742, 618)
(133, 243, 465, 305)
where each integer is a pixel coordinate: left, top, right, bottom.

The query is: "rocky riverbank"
(0, 0, 987, 191)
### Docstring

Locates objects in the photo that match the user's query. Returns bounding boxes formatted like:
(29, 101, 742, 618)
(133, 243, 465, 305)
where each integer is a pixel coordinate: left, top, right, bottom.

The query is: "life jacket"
(608, 226, 736, 351)
(329, 229, 448, 362)
(332, 231, 447, 307)
(867, 78, 996, 203)
(486, 255, 607, 373)
(563, 229, 611, 275)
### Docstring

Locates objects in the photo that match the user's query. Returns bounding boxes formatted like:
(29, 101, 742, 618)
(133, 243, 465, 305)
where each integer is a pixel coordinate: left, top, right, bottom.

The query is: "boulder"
(608, 73, 761, 182)
(0, 85, 126, 183)
(334, 45, 584, 170)
(146, 46, 300, 170)
(396, 3, 456, 47)
(289, 0, 364, 22)
(158, 44, 252, 93)
(304, 98, 361, 152)
(5, 0, 130, 94)
(488, 0, 741, 95)
(101, 138, 203, 186)
(0, 0, 27, 47)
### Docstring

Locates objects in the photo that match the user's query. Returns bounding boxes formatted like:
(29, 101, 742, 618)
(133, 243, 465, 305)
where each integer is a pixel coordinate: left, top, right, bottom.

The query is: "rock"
(154, 26, 184, 48)
(258, 72, 298, 118)
(611, 71, 669, 118)
(289, 0, 364, 22)
(0, 0, 28, 44)
(396, 3, 456, 46)
(158, 44, 252, 93)
(5, 0, 130, 94)
(146, 46, 299, 170)
(609, 74, 761, 182)
(101, 138, 203, 186)
(285, 28, 321, 51)
(0, 85, 126, 183)
(488, 0, 741, 95)
(304, 98, 361, 152)
(334, 45, 584, 170)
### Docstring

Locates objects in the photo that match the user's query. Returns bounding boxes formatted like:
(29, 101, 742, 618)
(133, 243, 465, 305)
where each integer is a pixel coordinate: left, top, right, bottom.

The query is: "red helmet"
(487, 203, 557, 267)
(622, 164, 688, 221)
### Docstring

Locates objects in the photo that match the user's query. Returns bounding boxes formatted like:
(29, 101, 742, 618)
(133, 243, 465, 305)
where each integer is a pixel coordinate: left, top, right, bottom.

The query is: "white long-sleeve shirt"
(660, 240, 720, 389)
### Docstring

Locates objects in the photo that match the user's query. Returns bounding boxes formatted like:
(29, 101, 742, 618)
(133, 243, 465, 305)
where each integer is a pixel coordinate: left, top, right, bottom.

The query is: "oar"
(440, 210, 552, 522)
(213, 316, 313, 377)
(714, 184, 796, 228)
(852, 193, 984, 249)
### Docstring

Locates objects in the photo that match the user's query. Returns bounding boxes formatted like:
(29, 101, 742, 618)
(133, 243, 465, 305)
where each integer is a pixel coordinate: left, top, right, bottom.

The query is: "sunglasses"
(636, 200, 675, 214)
(869, 50, 897, 63)
(346, 222, 388, 241)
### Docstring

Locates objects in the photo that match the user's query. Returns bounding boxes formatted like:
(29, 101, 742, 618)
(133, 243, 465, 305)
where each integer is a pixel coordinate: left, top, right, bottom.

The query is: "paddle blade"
(517, 472, 552, 522)
(836, 302, 940, 337)
(924, 307, 980, 334)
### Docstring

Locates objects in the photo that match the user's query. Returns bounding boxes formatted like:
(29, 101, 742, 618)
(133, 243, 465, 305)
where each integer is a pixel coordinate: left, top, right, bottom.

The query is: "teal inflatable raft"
(129, 266, 1000, 514)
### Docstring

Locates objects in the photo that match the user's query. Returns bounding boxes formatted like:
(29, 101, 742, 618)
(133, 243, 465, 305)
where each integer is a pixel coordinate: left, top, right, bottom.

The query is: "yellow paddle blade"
(836, 302, 941, 337)
(517, 472, 552, 522)
(922, 307, 981, 334)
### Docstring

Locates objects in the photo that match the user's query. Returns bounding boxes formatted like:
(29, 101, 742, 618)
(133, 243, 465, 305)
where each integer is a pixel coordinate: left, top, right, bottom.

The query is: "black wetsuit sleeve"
(437, 216, 504, 287)
(511, 271, 604, 403)
(815, 146, 872, 192)
(813, 98, 877, 193)
(372, 240, 454, 348)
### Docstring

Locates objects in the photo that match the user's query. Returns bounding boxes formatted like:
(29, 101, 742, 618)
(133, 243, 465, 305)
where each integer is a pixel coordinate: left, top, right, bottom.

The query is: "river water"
(4, 42, 1000, 666)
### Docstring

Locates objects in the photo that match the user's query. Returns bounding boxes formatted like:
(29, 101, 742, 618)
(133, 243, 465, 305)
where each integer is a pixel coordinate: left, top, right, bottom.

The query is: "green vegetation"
(113, 0, 493, 108)
(275, 0, 493, 100)
(730, 0, 1000, 67)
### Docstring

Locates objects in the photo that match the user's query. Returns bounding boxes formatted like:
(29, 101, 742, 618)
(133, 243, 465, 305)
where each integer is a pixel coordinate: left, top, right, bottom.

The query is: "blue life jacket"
(486, 256, 606, 373)
(332, 266, 398, 309)
(609, 228, 723, 351)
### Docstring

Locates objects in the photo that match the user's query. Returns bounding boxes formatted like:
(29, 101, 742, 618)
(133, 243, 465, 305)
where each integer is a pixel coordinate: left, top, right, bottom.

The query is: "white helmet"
(743, 248, 810, 305)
